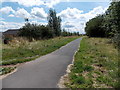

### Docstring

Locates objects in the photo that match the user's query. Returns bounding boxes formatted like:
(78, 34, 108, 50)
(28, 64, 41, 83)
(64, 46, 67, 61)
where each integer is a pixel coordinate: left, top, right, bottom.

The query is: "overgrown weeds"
(2, 36, 79, 65)
(66, 37, 118, 88)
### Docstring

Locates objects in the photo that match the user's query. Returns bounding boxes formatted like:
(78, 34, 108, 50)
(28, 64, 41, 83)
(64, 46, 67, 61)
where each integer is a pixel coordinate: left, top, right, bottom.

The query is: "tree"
(19, 23, 53, 41)
(47, 9, 62, 37)
(85, 15, 106, 37)
(105, 1, 120, 48)
(56, 16, 62, 36)
(85, 1, 120, 49)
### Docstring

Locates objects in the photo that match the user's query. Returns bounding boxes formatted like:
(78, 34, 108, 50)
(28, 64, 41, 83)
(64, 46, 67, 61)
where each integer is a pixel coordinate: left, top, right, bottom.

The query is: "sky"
(0, 0, 111, 34)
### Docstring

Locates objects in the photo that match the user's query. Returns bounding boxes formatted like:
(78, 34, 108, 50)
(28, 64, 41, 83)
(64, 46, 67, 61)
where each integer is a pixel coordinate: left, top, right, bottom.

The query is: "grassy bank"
(2, 36, 79, 65)
(1, 36, 80, 75)
(66, 37, 119, 88)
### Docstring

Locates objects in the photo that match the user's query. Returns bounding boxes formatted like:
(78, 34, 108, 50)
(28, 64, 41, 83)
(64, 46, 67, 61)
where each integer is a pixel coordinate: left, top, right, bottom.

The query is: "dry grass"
(1, 36, 80, 75)
(66, 37, 119, 88)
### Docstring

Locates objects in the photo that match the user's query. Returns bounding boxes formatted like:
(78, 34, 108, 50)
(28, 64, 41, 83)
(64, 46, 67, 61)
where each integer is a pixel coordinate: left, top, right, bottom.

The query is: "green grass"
(0, 67, 16, 75)
(66, 37, 119, 88)
(2, 36, 79, 65)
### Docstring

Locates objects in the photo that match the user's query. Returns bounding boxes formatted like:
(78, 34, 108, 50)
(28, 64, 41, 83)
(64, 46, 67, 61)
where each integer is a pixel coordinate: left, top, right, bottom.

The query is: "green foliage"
(85, 1, 120, 48)
(19, 9, 79, 41)
(85, 15, 106, 37)
(84, 65, 94, 72)
(0, 67, 16, 75)
(61, 29, 80, 37)
(19, 23, 53, 41)
(2, 37, 79, 65)
(107, 2, 120, 49)
(68, 37, 118, 88)
(47, 9, 62, 37)
(70, 73, 85, 84)
(4, 37, 12, 44)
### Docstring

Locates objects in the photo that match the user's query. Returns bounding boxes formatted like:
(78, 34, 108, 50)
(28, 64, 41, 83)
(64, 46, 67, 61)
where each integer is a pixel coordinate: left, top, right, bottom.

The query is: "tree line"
(19, 9, 80, 41)
(85, 1, 120, 49)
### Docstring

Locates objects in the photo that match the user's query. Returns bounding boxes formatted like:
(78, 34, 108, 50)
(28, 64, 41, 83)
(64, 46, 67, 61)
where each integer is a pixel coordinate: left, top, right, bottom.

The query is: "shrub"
(4, 37, 12, 44)
(19, 23, 53, 41)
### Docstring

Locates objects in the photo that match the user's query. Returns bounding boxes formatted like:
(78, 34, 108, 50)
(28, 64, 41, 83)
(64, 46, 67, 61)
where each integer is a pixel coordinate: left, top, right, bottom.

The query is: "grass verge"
(2, 36, 80, 65)
(66, 37, 119, 88)
(1, 36, 80, 75)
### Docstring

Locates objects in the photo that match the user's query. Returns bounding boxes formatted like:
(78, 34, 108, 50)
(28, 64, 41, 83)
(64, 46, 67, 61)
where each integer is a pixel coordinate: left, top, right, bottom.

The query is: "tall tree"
(85, 15, 105, 37)
(105, 1, 120, 48)
(57, 16, 62, 36)
(47, 9, 62, 37)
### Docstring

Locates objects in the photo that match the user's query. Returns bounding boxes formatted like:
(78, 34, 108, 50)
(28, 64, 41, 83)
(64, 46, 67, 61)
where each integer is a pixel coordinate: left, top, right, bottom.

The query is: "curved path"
(2, 38, 82, 88)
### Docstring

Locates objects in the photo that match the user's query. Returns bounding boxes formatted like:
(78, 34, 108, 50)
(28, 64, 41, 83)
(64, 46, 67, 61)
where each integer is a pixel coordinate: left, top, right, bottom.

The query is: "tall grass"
(2, 36, 79, 65)
(66, 37, 118, 88)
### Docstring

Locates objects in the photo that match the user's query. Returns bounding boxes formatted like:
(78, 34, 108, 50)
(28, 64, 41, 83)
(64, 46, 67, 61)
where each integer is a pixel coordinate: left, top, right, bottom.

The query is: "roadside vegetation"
(1, 8, 80, 75)
(1, 36, 80, 75)
(0, 67, 16, 75)
(2, 36, 79, 65)
(65, 2, 119, 88)
(66, 37, 118, 88)
(85, 2, 120, 49)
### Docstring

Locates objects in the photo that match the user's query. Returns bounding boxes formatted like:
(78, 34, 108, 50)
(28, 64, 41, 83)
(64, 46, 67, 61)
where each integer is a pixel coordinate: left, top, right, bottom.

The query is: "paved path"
(2, 38, 82, 88)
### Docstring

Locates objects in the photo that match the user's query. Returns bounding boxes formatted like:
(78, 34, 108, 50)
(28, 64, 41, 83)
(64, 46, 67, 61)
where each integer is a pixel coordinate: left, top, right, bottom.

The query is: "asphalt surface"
(2, 38, 82, 88)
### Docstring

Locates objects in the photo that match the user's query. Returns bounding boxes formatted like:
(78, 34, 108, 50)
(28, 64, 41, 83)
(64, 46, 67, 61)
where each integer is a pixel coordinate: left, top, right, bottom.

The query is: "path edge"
(57, 38, 82, 88)
(0, 37, 80, 80)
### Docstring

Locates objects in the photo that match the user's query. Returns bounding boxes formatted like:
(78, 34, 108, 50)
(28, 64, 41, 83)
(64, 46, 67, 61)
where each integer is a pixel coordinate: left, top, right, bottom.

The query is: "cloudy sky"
(0, 0, 111, 33)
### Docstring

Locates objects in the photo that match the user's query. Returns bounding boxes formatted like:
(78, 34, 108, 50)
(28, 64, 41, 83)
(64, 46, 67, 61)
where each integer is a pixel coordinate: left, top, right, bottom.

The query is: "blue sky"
(0, 0, 110, 33)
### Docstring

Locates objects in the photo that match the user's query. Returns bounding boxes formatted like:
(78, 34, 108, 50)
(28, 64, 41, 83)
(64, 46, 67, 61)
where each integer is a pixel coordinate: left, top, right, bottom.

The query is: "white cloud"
(58, 7, 83, 19)
(1, 0, 44, 7)
(1, 0, 61, 7)
(31, 20, 47, 26)
(0, 6, 15, 14)
(14, 8, 31, 18)
(16, 0, 44, 7)
(59, 6, 107, 34)
(62, 21, 85, 33)
(0, 7, 30, 19)
(0, 21, 24, 32)
(0, 17, 5, 20)
(31, 7, 47, 20)
(63, 22, 75, 28)
(44, 0, 61, 8)
(0, 20, 47, 32)
(8, 14, 15, 17)
(0, 6, 47, 20)
(83, 6, 107, 21)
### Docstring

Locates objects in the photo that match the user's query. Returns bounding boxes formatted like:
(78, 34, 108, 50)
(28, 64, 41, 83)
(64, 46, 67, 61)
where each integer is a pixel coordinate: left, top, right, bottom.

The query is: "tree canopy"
(85, 1, 120, 48)
(47, 9, 62, 37)
(19, 9, 80, 41)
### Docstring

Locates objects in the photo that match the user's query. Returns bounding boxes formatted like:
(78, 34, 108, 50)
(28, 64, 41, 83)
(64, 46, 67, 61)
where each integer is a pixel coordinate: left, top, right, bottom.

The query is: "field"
(0, 36, 79, 75)
(66, 37, 119, 88)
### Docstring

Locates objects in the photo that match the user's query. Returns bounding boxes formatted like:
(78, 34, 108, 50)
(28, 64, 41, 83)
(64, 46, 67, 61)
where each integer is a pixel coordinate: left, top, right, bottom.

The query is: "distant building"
(3, 29, 20, 37)
(2, 29, 20, 44)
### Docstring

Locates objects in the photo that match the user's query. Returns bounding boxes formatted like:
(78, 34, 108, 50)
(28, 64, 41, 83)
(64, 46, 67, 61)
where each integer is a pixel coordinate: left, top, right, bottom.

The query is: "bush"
(19, 23, 53, 41)
(4, 37, 12, 44)
(85, 15, 106, 37)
